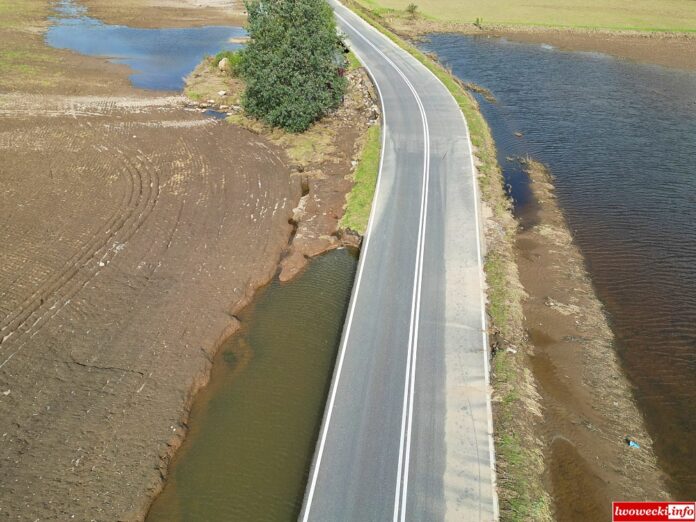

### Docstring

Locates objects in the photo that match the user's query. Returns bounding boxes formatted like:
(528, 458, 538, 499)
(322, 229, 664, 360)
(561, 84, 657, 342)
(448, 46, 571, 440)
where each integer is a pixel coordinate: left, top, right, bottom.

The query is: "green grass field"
(356, 0, 696, 32)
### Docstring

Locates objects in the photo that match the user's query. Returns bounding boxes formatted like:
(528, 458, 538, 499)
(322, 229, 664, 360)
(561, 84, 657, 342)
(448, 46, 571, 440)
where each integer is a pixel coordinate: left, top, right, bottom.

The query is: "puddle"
(45, 0, 245, 91)
(204, 109, 229, 120)
(146, 248, 358, 521)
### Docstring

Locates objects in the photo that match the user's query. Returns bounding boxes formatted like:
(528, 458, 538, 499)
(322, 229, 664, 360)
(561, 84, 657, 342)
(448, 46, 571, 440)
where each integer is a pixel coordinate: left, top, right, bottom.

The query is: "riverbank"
(350, 3, 696, 71)
(0, 0, 377, 519)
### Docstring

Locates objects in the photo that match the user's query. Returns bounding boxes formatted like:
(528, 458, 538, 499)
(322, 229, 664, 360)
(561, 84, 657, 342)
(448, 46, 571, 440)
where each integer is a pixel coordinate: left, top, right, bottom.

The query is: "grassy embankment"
(353, 0, 696, 33)
(340, 123, 380, 234)
(340, 50, 382, 235)
(0, 0, 58, 89)
(342, 2, 551, 520)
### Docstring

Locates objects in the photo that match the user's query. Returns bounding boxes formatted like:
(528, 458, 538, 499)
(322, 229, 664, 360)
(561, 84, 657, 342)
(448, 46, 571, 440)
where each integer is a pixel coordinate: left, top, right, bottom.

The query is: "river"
(421, 34, 696, 499)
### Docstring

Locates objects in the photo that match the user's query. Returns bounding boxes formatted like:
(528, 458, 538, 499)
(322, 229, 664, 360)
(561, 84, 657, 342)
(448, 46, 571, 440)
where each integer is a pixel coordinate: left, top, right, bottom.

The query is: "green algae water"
(146, 249, 357, 521)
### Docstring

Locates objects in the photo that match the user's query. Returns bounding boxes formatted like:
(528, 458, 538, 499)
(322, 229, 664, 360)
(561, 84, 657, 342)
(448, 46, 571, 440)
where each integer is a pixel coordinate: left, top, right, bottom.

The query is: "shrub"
(406, 3, 418, 17)
(213, 50, 245, 75)
(240, 0, 348, 133)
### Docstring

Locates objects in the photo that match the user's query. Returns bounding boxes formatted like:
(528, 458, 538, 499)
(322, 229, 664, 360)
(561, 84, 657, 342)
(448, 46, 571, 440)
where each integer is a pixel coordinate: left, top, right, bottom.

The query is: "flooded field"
(146, 249, 358, 521)
(421, 35, 696, 498)
(47, 0, 244, 90)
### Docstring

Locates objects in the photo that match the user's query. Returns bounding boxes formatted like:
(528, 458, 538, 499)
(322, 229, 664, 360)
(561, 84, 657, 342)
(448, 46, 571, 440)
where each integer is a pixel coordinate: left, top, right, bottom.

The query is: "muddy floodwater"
(146, 249, 358, 521)
(421, 35, 696, 498)
(46, 0, 244, 90)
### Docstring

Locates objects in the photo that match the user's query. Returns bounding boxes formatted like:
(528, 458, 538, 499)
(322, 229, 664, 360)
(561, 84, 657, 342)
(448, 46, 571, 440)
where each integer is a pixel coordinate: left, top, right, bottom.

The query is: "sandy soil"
(515, 160, 668, 518)
(0, 2, 375, 520)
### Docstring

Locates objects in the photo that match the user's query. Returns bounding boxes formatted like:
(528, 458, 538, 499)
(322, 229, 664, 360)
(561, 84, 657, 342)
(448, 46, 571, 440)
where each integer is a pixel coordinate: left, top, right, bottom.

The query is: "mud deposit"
(517, 160, 666, 516)
(0, 0, 373, 518)
(421, 34, 696, 508)
(0, 95, 298, 520)
(493, 30, 696, 72)
(146, 249, 357, 521)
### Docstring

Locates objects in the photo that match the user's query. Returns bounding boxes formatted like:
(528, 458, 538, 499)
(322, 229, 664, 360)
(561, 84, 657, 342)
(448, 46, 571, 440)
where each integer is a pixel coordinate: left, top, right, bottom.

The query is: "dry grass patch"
(354, 0, 696, 32)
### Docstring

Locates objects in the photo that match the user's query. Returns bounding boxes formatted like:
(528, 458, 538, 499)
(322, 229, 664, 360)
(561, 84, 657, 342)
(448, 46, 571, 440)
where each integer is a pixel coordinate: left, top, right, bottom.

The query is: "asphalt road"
(300, 3, 498, 520)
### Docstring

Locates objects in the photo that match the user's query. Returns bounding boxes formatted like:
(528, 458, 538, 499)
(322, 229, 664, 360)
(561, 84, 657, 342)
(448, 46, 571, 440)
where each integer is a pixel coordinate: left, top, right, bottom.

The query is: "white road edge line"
(300, 12, 389, 522)
(302, 5, 431, 521)
(345, 7, 500, 517)
(331, 11, 431, 522)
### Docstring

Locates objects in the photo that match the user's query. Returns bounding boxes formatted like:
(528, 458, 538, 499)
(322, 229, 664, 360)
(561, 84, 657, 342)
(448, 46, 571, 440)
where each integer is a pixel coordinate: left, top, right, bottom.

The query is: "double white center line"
(393, 52, 430, 522)
(303, 5, 431, 521)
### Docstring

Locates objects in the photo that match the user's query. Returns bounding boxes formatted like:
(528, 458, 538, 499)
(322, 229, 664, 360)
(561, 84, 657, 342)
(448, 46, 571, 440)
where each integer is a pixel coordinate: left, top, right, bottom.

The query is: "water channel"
(146, 249, 358, 521)
(421, 34, 696, 498)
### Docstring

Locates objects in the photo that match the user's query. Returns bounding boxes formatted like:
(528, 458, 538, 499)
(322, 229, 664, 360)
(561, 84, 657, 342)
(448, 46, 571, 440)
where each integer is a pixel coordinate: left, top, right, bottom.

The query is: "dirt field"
(0, 95, 297, 521)
(80, 0, 246, 28)
(0, 1, 373, 520)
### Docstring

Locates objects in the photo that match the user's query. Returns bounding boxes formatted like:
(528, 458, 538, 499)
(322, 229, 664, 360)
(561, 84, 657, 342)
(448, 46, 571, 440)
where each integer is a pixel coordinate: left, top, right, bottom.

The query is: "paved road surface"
(301, 3, 498, 520)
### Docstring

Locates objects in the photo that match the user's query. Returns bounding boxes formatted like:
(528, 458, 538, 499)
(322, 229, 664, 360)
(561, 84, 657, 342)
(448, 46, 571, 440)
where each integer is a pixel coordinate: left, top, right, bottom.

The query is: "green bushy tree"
(241, 0, 348, 132)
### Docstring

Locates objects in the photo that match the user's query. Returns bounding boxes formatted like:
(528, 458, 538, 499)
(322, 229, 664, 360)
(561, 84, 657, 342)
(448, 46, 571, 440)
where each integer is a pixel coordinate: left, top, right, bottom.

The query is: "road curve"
(301, 2, 498, 520)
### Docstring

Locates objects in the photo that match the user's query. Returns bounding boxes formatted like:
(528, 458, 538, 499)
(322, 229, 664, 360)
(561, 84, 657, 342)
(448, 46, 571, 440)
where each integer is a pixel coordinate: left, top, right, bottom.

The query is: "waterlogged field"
(356, 0, 696, 31)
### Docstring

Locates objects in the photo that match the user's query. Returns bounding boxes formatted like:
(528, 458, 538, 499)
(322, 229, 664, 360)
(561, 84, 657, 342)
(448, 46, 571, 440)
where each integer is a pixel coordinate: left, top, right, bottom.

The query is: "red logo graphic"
(613, 502, 696, 521)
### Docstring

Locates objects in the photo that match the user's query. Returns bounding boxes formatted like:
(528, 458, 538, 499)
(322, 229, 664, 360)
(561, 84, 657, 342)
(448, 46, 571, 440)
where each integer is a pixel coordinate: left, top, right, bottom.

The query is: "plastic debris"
(625, 437, 640, 449)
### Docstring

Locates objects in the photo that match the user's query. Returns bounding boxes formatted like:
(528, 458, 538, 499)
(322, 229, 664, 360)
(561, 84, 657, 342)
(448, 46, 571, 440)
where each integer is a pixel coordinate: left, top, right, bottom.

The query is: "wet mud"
(515, 160, 667, 517)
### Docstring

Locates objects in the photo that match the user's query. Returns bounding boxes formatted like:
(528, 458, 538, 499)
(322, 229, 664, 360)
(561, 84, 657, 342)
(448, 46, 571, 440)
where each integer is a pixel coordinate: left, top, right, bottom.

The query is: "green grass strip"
(341, 3, 553, 520)
(341, 124, 381, 234)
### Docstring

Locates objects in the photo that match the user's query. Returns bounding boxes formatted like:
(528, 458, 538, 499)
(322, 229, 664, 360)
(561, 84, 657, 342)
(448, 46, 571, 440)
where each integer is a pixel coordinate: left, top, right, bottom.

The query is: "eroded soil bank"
(0, 1, 375, 519)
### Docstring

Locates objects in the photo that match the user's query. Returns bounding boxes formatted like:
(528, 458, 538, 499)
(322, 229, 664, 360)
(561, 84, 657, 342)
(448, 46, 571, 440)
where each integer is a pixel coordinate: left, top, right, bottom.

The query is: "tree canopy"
(241, 0, 347, 132)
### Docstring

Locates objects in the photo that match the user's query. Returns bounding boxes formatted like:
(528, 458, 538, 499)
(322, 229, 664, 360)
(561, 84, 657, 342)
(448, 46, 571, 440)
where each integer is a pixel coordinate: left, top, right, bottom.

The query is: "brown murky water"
(146, 249, 357, 521)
